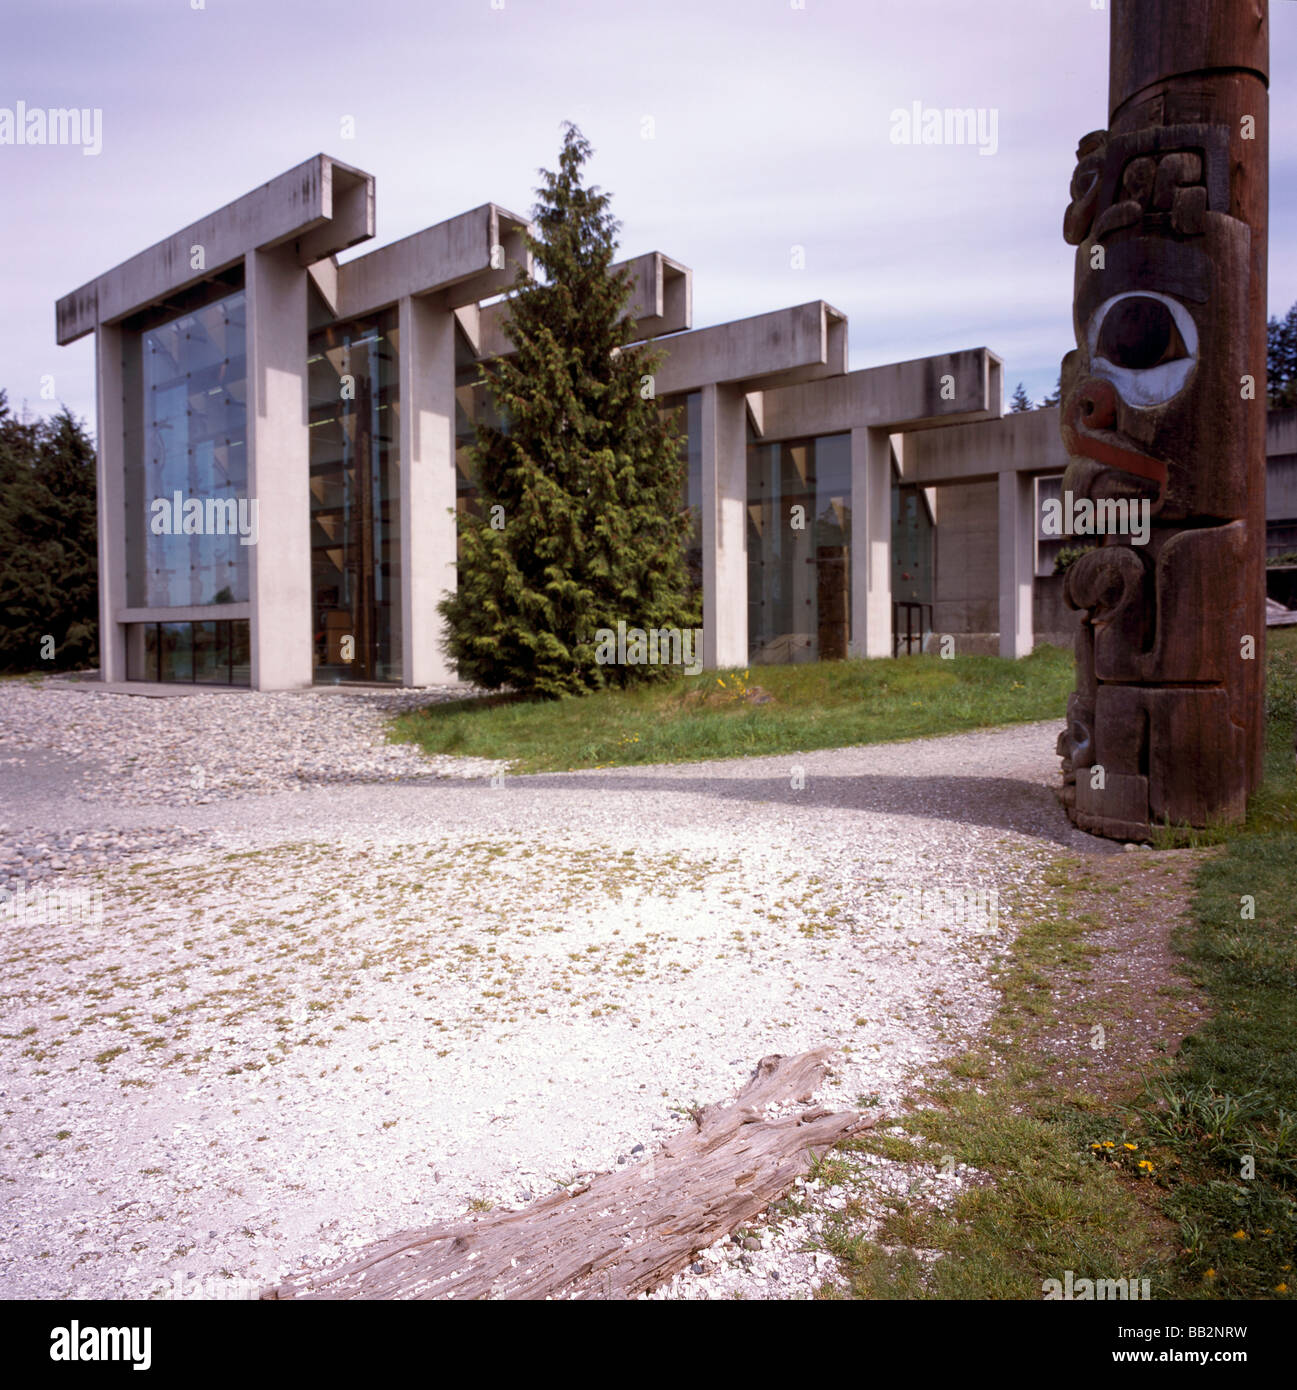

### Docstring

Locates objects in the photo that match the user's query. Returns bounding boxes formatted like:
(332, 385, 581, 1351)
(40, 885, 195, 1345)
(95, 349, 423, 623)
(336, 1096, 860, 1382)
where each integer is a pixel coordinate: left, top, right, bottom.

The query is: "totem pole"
(1056, 0, 1269, 840)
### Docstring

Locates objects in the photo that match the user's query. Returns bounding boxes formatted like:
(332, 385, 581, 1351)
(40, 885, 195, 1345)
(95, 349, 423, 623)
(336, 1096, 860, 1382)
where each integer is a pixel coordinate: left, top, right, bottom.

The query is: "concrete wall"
(1034, 575, 1077, 647)
(932, 480, 998, 636)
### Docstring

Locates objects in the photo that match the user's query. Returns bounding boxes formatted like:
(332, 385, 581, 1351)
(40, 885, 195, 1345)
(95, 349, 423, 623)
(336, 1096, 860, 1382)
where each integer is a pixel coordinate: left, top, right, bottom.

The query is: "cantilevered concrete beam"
(900, 407, 1067, 487)
(759, 349, 1002, 440)
(653, 301, 847, 397)
(56, 154, 375, 344)
(470, 250, 692, 359)
(335, 204, 531, 321)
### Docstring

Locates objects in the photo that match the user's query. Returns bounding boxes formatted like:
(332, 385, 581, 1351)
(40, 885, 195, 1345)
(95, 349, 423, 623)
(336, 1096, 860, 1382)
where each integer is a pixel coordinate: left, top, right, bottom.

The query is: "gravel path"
(0, 678, 1115, 1301)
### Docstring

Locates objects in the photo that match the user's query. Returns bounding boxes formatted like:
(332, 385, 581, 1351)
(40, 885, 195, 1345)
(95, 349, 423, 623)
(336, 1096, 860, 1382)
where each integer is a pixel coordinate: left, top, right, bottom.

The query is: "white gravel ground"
(0, 678, 1109, 1301)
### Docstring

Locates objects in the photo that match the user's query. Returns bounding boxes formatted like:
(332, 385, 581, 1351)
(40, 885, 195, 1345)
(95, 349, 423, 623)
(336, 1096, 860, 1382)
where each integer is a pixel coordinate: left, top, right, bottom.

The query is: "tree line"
(0, 391, 97, 672)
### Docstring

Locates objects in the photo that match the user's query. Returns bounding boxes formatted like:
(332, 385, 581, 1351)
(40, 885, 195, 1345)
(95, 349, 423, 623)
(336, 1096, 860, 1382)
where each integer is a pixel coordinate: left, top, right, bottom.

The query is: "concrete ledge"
(116, 605, 252, 624)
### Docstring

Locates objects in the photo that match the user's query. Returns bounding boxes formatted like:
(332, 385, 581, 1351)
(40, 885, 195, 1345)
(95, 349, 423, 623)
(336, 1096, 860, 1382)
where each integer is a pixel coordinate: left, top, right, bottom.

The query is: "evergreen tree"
(1267, 301, 1297, 408)
(1008, 381, 1034, 413)
(1040, 373, 1063, 408)
(0, 392, 99, 672)
(439, 124, 698, 698)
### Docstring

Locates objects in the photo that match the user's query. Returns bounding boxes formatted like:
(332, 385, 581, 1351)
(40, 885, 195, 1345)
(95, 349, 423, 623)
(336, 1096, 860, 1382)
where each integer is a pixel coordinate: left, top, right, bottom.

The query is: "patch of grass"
(1131, 830, 1297, 1299)
(828, 631, 1297, 1301)
(389, 645, 1074, 774)
(835, 862, 1176, 1299)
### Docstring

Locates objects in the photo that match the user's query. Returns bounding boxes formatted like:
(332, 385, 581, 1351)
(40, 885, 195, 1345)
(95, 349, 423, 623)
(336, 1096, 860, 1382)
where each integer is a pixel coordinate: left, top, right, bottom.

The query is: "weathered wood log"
(262, 1049, 875, 1301)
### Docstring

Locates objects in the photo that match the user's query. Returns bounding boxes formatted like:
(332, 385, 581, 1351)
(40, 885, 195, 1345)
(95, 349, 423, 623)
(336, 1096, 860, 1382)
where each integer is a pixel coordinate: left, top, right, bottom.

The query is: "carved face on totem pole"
(1055, 119, 1252, 838)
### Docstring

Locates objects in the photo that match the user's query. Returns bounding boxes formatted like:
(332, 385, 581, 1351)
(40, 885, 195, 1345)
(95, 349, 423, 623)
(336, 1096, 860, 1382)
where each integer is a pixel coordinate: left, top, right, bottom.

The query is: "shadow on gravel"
(505, 770, 1115, 850)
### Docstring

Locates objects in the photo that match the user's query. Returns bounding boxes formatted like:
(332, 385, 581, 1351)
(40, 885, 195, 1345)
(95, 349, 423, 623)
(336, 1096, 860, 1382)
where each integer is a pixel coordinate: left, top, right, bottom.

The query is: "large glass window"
(308, 310, 401, 683)
(747, 433, 851, 664)
(124, 620, 250, 686)
(124, 290, 249, 607)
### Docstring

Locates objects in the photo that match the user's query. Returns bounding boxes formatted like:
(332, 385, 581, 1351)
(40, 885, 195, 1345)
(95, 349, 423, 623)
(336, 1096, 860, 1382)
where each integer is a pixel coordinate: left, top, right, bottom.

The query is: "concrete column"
(700, 383, 748, 669)
(849, 427, 893, 658)
(246, 246, 312, 690)
(94, 323, 127, 682)
(998, 469, 1035, 659)
(398, 294, 458, 686)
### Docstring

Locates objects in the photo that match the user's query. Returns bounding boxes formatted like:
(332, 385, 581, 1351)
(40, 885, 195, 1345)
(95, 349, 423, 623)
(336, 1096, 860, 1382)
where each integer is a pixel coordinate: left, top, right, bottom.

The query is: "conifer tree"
(1008, 381, 1034, 413)
(440, 124, 698, 697)
(0, 392, 99, 671)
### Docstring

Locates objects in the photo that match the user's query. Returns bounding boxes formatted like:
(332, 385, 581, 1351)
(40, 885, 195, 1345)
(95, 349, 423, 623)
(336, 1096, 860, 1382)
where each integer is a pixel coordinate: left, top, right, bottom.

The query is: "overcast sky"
(3, 0, 1294, 430)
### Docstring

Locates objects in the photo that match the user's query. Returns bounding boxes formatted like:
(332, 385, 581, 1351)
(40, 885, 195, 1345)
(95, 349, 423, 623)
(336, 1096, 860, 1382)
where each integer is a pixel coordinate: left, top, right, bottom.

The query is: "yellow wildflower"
(1231, 1230, 1248, 1240)
(1123, 1142, 1138, 1151)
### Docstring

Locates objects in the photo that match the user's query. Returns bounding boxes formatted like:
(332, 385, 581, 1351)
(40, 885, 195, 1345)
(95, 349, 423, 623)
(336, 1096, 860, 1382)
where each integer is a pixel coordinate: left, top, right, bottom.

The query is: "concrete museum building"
(54, 154, 1297, 690)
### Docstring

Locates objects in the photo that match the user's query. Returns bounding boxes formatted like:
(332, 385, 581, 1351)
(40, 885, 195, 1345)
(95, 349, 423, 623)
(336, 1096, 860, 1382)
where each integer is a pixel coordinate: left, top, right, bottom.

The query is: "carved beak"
(1062, 378, 1168, 486)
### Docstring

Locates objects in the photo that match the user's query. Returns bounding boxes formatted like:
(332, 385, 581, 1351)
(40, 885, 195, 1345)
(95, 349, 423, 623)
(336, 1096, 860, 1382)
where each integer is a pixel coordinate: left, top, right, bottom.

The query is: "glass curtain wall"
(307, 310, 401, 683)
(747, 433, 851, 664)
(124, 289, 249, 610)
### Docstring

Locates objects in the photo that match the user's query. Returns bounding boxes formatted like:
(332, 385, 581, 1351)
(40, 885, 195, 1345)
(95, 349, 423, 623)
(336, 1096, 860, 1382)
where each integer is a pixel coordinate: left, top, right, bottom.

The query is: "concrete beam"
(336, 204, 531, 321)
(117, 604, 252, 624)
(998, 469, 1036, 659)
(474, 250, 692, 360)
(759, 348, 1001, 440)
(653, 301, 847, 398)
(901, 407, 1068, 487)
(56, 155, 375, 343)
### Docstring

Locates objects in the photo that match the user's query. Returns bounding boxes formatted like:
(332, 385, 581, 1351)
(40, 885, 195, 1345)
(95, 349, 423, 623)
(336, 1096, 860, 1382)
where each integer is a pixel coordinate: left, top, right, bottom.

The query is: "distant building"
(54, 155, 1293, 689)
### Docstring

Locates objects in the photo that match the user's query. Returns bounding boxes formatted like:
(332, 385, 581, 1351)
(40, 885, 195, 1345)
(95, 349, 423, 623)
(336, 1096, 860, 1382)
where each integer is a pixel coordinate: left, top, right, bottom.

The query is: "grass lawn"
(816, 629, 1297, 1300)
(390, 642, 1075, 773)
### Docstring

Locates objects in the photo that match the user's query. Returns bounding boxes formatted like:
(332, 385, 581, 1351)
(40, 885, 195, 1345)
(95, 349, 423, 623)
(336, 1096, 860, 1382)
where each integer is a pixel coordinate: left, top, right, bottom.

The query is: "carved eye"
(1087, 291, 1198, 407)
(1071, 168, 1098, 203)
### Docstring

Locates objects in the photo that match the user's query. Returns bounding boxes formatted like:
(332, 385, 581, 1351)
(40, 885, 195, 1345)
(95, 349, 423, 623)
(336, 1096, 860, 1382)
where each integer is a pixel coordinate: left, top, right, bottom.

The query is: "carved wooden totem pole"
(1056, 0, 1269, 839)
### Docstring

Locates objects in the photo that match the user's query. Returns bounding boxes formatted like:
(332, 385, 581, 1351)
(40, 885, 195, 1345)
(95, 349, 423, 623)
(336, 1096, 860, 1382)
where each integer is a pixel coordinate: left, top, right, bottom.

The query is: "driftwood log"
(263, 1049, 875, 1301)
